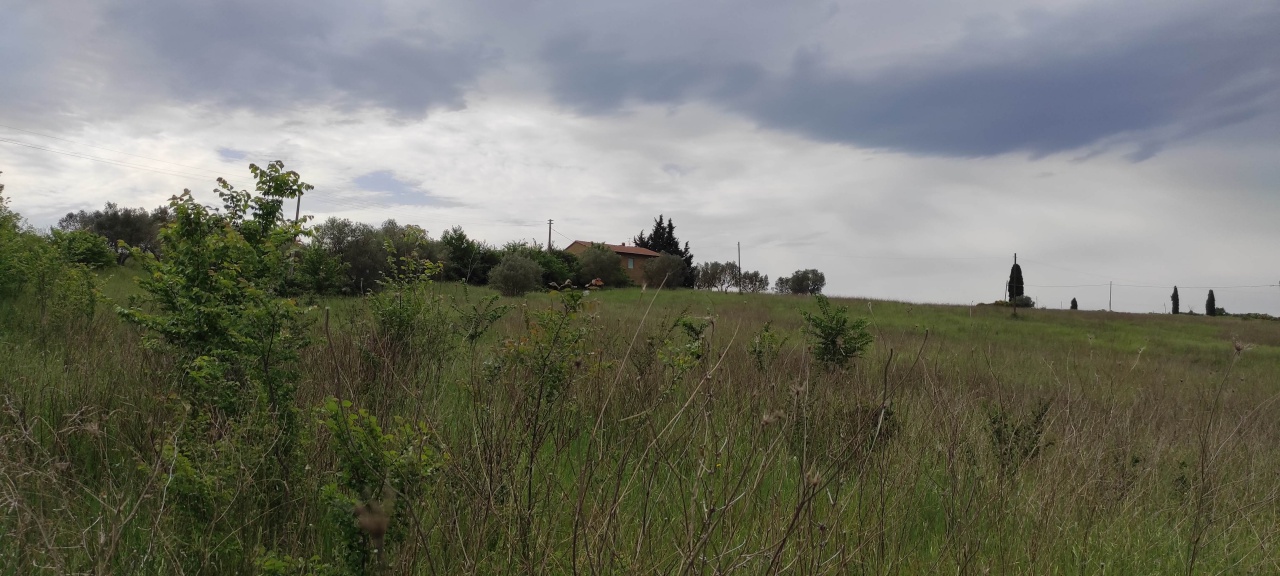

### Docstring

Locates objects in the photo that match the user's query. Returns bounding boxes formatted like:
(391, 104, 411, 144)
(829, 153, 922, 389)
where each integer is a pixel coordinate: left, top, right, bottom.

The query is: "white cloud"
(2, 0, 1277, 315)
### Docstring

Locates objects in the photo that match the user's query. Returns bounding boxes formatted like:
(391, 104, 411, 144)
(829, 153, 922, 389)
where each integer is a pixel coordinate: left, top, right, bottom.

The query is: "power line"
(0, 123, 229, 177)
(0, 137, 214, 181)
(550, 227, 574, 242)
(1114, 283, 1278, 290)
(1026, 283, 1110, 288)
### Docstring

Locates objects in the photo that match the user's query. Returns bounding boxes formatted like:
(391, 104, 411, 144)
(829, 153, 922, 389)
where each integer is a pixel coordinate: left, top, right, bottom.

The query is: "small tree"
(693, 261, 739, 291)
(739, 270, 769, 293)
(773, 275, 790, 294)
(1070, 297, 1078, 310)
(1008, 262, 1025, 300)
(501, 241, 578, 287)
(58, 202, 170, 265)
(0, 172, 34, 299)
(776, 269, 826, 295)
(1206, 290, 1216, 317)
(1171, 286, 1180, 314)
(642, 253, 687, 288)
(51, 229, 115, 269)
(695, 261, 726, 290)
(575, 243, 630, 288)
(490, 253, 545, 297)
(118, 161, 313, 570)
(801, 295, 873, 371)
(441, 226, 498, 285)
(634, 215, 696, 288)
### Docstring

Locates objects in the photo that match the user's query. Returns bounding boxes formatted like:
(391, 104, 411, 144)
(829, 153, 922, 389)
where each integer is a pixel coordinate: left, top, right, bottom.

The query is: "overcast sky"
(2, 0, 1278, 314)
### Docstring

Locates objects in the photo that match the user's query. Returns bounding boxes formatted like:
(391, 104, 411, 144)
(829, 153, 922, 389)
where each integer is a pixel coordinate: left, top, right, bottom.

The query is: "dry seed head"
(355, 502, 390, 549)
(760, 410, 786, 426)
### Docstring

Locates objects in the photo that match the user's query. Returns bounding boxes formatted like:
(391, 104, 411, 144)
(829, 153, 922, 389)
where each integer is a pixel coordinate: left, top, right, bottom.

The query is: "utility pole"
(294, 194, 302, 225)
(1109, 281, 1113, 312)
(737, 241, 742, 292)
(547, 219, 553, 252)
(1009, 252, 1017, 316)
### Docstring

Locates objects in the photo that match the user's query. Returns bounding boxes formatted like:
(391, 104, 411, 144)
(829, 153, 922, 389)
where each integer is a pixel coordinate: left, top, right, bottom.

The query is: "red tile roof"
(568, 240, 660, 258)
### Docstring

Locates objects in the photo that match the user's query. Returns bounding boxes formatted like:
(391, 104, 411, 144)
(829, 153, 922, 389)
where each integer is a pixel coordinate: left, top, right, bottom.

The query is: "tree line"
(1002, 258, 1233, 316)
(2, 171, 830, 301)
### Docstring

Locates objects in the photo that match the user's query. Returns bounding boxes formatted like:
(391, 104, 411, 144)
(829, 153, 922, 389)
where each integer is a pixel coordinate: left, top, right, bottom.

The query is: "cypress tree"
(1008, 263, 1024, 300)
(1171, 286, 1180, 314)
(1206, 290, 1216, 317)
(1070, 298, 1078, 310)
(634, 215, 696, 288)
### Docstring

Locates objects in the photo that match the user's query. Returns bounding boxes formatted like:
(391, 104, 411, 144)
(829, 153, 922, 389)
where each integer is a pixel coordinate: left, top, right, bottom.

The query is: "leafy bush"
(51, 229, 115, 268)
(117, 161, 313, 571)
(441, 226, 498, 284)
(543, 248, 581, 286)
(365, 251, 455, 374)
(748, 321, 787, 372)
(318, 398, 443, 574)
(293, 243, 350, 295)
(988, 399, 1052, 481)
(574, 243, 630, 288)
(500, 241, 577, 287)
(776, 268, 826, 295)
(992, 296, 1035, 308)
(739, 270, 769, 293)
(694, 261, 739, 290)
(490, 253, 545, 297)
(0, 175, 34, 299)
(309, 218, 444, 294)
(633, 214, 696, 287)
(642, 253, 688, 288)
(801, 294, 873, 371)
(57, 202, 170, 264)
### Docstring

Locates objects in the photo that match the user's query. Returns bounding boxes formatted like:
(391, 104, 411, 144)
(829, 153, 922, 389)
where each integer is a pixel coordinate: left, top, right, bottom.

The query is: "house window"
(628, 258, 634, 269)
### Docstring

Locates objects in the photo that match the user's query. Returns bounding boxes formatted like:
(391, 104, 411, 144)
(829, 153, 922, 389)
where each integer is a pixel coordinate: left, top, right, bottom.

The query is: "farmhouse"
(564, 240, 659, 285)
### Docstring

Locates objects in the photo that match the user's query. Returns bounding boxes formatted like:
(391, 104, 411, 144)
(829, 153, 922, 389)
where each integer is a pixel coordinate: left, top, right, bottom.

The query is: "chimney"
(620, 241, 626, 246)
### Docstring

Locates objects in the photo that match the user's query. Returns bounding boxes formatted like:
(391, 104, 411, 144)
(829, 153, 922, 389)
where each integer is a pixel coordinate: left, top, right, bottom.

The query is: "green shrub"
(440, 226, 499, 284)
(775, 269, 826, 295)
(318, 398, 443, 574)
(988, 399, 1052, 481)
(801, 295, 873, 371)
(117, 161, 314, 572)
(574, 243, 630, 288)
(293, 242, 350, 295)
(748, 321, 787, 372)
(51, 229, 115, 268)
(642, 253, 687, 288)
(739, 270, 769, 293)
(490, 253, 546, 297)
(364, 251, 455, 373)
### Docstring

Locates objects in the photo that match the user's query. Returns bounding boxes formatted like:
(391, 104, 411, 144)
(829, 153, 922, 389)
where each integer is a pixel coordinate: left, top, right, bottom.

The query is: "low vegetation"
(3, 167, 1280, 574)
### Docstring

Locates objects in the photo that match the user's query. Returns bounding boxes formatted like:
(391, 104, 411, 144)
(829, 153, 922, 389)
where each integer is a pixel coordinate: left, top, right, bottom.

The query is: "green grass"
(4, 278, 1280, 574)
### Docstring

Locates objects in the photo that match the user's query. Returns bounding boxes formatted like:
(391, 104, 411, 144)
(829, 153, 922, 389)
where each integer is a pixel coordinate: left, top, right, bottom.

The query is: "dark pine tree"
(1206, 290, 1216, 317)
(634, 215, 696, 288)
(1171, 286, 1180, 314)
(1070, 298, 1078, 310)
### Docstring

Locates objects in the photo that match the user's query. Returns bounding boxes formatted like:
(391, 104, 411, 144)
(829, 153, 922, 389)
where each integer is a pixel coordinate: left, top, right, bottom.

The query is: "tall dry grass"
(3, 286, 1279, 574)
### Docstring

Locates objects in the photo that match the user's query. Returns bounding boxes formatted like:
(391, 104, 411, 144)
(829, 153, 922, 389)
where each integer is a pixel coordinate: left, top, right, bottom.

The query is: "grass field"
(3, 269, 1279, 574)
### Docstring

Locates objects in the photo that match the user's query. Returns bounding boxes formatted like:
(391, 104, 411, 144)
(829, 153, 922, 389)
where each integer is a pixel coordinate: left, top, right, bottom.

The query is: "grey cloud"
(353, 170, 464, 207)
(662, 163, 694, 178)
(538, 4, 1280, 159)
(541, 34, 759, 114)
(113, 0, 492, 114)
(217, 148, 248, 162)
(6, 0, 492, 122)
